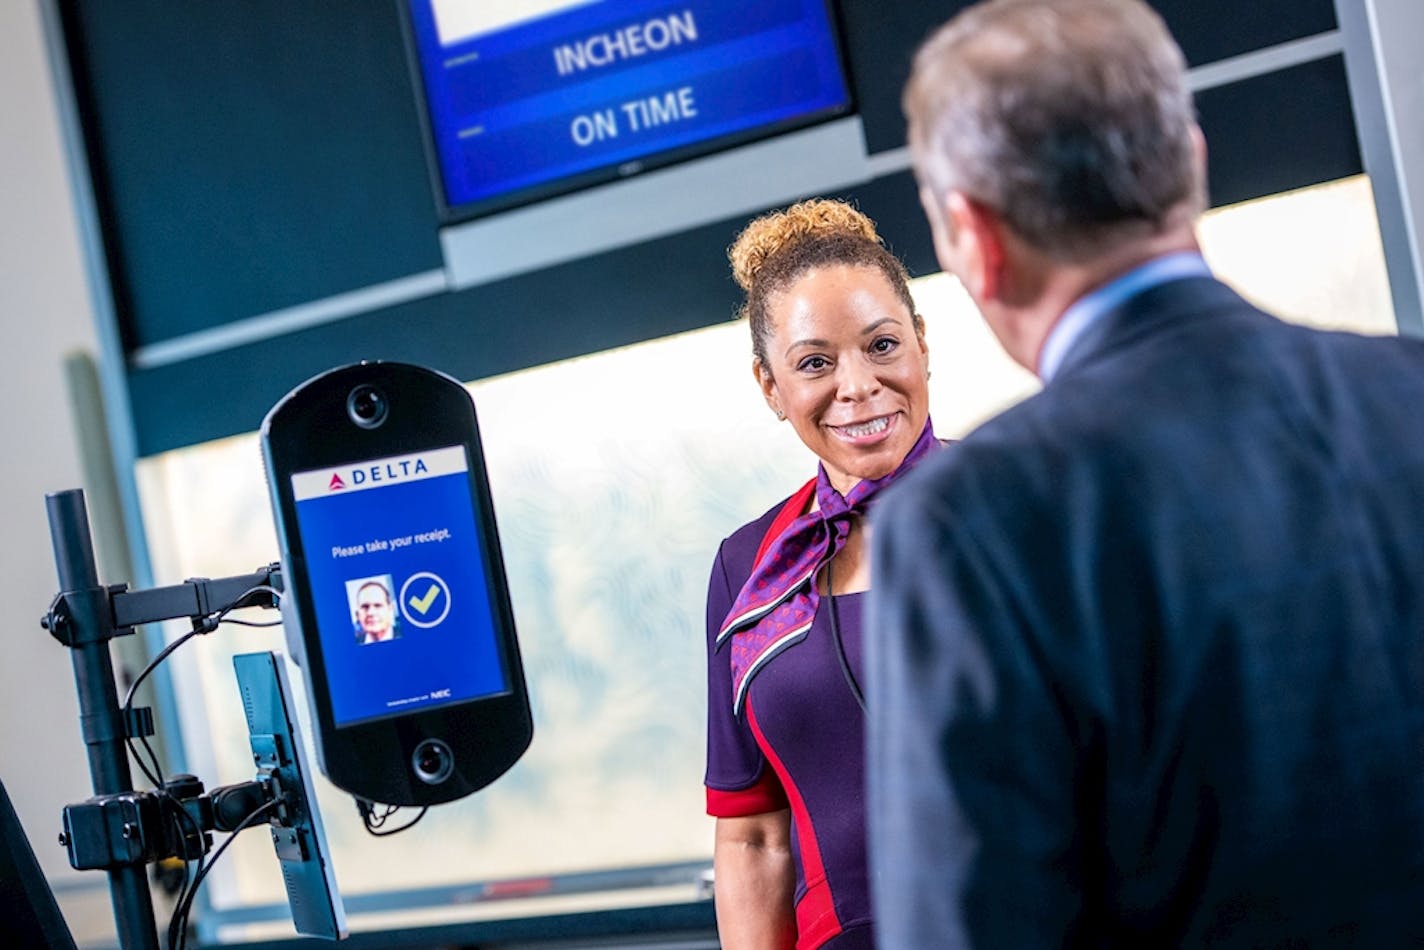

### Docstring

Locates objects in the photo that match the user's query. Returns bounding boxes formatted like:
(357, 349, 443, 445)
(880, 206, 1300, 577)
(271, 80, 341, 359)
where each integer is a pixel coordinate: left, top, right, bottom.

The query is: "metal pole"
(1335, 0, 1424, 336)
(46, 489, 159, 950)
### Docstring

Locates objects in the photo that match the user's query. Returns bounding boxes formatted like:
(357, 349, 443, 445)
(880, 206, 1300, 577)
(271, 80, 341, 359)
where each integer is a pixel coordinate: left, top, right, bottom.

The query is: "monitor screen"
(403, 0, 853, 218)
(289, 445, 510, 726)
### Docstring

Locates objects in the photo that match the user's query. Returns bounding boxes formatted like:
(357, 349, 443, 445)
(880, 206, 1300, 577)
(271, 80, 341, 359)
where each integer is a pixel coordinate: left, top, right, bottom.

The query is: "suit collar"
(1050, 273, 1243, 383)
(1039, 252, 1212, 381)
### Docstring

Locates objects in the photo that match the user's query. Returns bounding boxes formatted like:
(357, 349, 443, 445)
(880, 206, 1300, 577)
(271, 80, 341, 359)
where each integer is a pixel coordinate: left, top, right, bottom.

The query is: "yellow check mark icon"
(408, 583, 441, 615)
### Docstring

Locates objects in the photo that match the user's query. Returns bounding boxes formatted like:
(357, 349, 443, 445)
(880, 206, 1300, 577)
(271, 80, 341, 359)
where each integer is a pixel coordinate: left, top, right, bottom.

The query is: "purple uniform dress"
(705, 497, 876, 950)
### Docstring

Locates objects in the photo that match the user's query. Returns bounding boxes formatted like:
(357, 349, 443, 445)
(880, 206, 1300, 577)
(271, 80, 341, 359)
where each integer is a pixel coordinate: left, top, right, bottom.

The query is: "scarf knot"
(717, 419, 940, 714)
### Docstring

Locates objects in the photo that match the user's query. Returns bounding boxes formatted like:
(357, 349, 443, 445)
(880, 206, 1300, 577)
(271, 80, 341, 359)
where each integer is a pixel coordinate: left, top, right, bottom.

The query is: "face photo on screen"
(348, 575, 400, 645)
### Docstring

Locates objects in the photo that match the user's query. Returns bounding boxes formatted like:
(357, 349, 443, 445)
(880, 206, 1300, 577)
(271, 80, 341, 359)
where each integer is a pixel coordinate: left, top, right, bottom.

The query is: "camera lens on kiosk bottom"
(412, 739, 453, 785)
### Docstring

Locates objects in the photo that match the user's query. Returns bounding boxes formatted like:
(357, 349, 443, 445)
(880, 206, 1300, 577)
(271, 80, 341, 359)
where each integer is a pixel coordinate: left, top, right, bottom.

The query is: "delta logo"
(326, 457, 430, 491)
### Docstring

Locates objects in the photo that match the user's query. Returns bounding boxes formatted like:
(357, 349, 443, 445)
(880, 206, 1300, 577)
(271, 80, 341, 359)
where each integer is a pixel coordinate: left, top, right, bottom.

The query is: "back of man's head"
(905, 0, 1203, 262)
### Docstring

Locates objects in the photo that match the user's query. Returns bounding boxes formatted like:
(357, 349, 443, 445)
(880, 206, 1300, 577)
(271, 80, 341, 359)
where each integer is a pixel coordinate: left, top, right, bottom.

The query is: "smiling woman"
(704, 199, 943, 950)
(755, 265, 931, 496)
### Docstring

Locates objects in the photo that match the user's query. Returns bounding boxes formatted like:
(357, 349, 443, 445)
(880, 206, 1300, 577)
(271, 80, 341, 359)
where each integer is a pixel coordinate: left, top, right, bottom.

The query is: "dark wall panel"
(61, 0, 442, 349)
(1197, 55, 1361, 208)
(835, 2, 952, 155)
(838, 0, 1338, 155)
(833, 171, 938, 279)
(1153, 0, 1338, 66)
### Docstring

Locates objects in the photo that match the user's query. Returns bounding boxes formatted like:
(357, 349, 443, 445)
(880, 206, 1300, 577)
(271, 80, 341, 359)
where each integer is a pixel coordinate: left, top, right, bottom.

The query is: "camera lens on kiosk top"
(346, 385, 388, 428)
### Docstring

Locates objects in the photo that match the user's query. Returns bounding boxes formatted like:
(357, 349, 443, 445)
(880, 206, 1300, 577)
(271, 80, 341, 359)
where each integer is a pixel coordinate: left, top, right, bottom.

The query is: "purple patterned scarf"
(717, 419, 940, 714)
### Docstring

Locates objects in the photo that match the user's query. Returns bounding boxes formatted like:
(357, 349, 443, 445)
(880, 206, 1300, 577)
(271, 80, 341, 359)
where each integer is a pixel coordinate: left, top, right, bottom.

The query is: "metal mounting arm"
(43, 489, 287, 950)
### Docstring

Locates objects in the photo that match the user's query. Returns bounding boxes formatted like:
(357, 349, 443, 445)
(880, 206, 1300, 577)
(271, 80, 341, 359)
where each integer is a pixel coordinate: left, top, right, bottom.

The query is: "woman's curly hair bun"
(729, 198, 882, 292)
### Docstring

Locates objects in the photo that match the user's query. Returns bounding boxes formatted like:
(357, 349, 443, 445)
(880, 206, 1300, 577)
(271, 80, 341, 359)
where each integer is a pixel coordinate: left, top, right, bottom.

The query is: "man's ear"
(1190, 122, 1208, 170)
(1189, 122, 1209, 206)
(945, 191, 1006, 303)
(919, 182, 957, 277)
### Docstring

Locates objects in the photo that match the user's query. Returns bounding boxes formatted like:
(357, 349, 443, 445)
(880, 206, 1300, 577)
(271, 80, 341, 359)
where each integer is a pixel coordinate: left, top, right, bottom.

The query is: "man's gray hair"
(904, 0, 1204, 261)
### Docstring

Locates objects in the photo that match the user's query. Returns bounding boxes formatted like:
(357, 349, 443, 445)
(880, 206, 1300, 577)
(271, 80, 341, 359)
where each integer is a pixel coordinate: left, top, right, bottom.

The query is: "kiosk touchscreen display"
(289, 445, 509, 726)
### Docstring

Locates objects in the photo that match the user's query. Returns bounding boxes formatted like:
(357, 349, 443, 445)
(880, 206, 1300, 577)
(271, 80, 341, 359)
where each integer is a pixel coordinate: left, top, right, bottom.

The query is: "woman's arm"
(714, 810, 797, 949)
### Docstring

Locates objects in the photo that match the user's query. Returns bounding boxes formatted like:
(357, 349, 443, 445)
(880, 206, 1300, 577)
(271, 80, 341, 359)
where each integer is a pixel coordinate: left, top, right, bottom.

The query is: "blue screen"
(291, 446, 508, 726)
(406, 0, 852, 211)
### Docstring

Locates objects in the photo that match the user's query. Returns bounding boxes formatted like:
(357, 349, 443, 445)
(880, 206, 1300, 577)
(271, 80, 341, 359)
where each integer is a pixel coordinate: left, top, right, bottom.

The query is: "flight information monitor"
(402, 0, 853, 217)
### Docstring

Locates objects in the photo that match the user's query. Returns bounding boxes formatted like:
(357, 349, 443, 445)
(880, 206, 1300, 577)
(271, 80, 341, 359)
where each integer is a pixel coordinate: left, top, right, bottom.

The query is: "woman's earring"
(775, 409, 786, 421)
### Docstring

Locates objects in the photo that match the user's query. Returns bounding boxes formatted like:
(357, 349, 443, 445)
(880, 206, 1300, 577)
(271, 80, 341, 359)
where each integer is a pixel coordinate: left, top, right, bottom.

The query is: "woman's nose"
(836, 358, 881, 400)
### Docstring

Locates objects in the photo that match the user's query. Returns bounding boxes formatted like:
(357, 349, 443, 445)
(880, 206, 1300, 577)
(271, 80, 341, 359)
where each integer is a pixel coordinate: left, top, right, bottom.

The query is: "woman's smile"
(826, 412, 900, 444)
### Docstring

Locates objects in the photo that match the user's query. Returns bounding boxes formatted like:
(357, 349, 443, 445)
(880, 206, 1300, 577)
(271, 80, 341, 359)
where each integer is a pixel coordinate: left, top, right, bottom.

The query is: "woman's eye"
(799, 355, 829, 372)
(871, 336, 899, 354)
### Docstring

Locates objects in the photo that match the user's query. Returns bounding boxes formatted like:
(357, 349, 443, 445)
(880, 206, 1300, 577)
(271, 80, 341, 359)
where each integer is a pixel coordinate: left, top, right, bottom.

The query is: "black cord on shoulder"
(825, 558, 867, 714)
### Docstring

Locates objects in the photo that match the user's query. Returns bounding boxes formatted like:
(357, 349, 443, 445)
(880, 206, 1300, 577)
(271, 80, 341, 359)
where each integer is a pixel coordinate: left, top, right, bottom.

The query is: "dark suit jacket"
(867, 276, 1424, 947)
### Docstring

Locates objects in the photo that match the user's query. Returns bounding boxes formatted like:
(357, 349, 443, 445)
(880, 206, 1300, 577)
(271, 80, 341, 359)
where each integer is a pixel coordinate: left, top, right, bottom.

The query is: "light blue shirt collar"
(1037, 251, 1212, 382)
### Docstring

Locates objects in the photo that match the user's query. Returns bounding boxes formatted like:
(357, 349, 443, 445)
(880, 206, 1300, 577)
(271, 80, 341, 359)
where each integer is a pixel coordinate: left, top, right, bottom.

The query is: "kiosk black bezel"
(262, 362, 533, 807)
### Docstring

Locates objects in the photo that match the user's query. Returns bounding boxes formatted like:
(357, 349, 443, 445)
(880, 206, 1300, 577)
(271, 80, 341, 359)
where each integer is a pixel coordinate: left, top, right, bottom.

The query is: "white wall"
(0, 1, 121, 943)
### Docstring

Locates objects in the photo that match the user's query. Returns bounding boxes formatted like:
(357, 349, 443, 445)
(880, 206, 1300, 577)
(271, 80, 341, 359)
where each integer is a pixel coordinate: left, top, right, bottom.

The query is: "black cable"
(111, 583, 282, 950)
(162, 799, 201, 950)
(132, 735, 200, 924)
(132, 733, 164, 790)
(167, 798, 281, 950)
(169, 799, 279, 950)
(357, 797, 428, 836)
(120, 583, 284, 777)
(825, 556, 867, 715)
(122, 627, 207, 938)
(355, 798, 385, 828)
(122, 628, 203, 725)
(363, 804, 429, 837)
